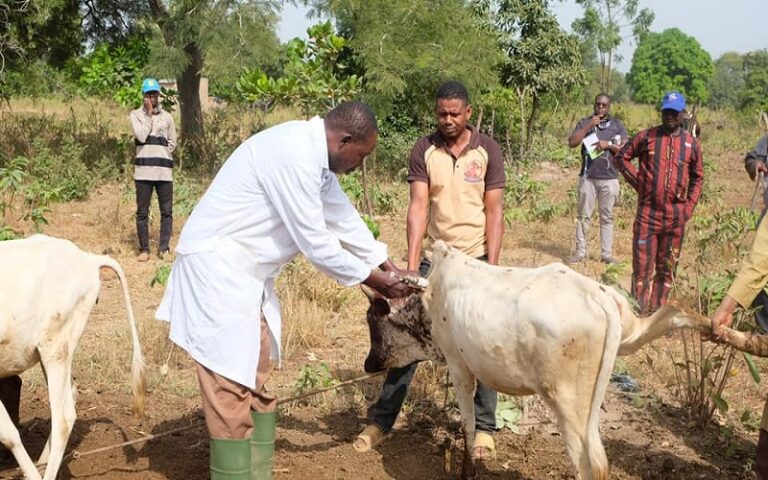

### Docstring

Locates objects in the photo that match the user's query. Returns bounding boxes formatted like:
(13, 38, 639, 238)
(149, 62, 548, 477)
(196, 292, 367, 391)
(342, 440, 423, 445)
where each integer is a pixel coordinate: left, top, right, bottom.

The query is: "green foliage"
(339, 170, 398, 215)
(627, 28, 714, 104)
(0, 226, 18, 241)
(361, 214, 380, 239)
(150, 264, 172, 288)
(708, 52, 745, 110)
(492, 0, 586, 153)
(293, 362, 337, 395)
(739, 50, 768, 113)
(173, 175, 203, 217)
(495, 395, 524, 433)
(75, 37, 150, 107)
(237, 22, 360, 117)
(25, 138, 92, 203)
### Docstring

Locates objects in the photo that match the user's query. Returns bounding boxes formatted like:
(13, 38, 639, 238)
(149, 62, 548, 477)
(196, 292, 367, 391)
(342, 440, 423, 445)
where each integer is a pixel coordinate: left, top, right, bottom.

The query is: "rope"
(0, 371, 385, 478)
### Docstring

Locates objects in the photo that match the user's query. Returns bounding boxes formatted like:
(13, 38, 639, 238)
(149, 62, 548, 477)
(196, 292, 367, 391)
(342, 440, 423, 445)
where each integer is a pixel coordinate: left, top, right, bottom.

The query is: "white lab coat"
(156, 117, 388, 388)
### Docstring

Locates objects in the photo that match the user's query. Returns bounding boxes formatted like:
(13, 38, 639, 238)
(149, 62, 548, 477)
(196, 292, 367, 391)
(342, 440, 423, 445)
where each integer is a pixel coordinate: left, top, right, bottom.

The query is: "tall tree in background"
(708, 52, 745, 110)
(740, 50, 768, 113)
(572, 0, 653, 92)
(145, 0, 280, 162)
(492, 0, 586, 154)
(306, 0, 501, 118)
(627, 28, 713, 105)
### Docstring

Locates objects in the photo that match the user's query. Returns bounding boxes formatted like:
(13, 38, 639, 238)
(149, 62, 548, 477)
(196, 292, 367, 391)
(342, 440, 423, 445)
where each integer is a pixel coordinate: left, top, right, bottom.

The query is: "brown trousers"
(196, 316, 276, 440)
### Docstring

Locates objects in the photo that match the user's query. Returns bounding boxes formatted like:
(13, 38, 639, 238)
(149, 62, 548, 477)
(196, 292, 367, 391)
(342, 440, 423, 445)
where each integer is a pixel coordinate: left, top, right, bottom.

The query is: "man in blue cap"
(615, 92, 704, 313)
(130, 78, 177, 262)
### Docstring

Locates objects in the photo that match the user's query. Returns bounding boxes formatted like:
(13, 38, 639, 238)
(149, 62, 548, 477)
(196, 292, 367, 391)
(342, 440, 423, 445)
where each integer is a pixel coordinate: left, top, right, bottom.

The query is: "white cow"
(0, 235, 146, 480)
(363, 240, 711, 480)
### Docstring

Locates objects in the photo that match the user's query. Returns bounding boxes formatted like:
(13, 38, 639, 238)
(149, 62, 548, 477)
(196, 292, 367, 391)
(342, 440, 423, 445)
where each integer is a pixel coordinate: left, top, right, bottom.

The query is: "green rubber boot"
(210, 438, 250, 480)
(250, 411, 276, 480)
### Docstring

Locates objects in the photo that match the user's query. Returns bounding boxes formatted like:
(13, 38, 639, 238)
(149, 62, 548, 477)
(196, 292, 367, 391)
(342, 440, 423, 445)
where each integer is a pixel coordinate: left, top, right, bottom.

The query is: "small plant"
(361, 214, 380, 239)
(293, 362, 337, 395)
(495, 395, 524, 433)
(0, 225, 18, 241)
(149, 264, 171, 288)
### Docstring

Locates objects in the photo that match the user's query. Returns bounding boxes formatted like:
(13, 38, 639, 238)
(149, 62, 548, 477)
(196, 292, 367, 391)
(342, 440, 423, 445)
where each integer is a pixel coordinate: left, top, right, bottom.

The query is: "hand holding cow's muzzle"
(363, 270, 426, 299)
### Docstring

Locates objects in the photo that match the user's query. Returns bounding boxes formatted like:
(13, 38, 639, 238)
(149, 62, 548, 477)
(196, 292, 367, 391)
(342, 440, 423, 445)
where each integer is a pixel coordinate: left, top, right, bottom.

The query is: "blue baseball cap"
(142, 78, 160, 94)
(660, 92, 686, 112)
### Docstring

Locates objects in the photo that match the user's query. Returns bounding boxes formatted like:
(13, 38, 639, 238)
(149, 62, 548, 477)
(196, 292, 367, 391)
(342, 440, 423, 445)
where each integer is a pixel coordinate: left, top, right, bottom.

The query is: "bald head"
(325, 101, 379, 174)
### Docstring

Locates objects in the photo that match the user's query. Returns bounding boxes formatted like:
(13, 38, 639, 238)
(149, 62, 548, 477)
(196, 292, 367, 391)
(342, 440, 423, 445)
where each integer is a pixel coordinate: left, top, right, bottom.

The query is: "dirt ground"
(0, 149, 765, 480)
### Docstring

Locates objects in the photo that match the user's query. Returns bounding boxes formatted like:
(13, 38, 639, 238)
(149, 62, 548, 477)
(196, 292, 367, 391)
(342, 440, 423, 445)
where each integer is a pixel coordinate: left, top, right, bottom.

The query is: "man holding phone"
(130, 78, 177, 262)
(567, 93, 628, 264)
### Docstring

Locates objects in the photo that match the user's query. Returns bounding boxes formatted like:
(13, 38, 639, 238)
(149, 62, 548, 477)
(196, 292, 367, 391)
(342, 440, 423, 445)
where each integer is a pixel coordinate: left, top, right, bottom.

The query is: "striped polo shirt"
(130, 108, 177, 182)
(408, 125, 506, 258)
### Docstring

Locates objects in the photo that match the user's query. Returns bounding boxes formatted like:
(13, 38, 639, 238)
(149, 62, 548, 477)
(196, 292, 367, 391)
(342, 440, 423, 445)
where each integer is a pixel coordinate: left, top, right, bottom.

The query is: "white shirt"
(155, 117, 388, 387)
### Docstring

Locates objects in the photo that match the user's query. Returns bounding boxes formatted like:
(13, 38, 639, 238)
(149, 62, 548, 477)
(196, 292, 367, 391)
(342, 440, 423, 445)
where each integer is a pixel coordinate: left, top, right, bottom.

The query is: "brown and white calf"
(363, 240, 711, 480)
(0, 235, 146, 480)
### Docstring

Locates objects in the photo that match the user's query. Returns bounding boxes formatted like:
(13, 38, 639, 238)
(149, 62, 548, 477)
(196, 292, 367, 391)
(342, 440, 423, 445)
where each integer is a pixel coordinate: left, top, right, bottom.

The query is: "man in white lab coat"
(156, 101, 416, 479)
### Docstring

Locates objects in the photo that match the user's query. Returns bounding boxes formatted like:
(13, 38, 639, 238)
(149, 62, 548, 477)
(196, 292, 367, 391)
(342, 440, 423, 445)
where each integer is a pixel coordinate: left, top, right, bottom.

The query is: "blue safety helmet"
(142, 78, 160, 94)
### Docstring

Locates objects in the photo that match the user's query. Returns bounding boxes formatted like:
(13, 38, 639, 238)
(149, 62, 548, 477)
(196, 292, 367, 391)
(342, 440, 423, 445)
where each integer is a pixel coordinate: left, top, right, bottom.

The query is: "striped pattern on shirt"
(130, 108, 177, 182)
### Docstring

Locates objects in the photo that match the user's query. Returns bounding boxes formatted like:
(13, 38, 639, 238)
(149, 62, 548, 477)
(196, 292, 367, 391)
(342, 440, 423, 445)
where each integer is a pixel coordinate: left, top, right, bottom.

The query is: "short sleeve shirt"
(572, 115, 628, 179)
(407, 125, 505, 257)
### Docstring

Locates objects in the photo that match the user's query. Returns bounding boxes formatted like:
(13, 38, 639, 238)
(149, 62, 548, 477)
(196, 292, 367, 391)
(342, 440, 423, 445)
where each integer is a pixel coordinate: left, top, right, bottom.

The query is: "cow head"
(362, 288, 445, 373)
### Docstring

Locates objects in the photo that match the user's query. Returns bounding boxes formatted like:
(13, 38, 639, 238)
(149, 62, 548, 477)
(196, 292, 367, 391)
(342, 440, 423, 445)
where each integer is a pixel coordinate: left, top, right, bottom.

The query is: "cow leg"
(36, 362, 52, 466)
(447, 359, 477, 479)
(0, 399, 42, 480)
(39, 357, 77, 480)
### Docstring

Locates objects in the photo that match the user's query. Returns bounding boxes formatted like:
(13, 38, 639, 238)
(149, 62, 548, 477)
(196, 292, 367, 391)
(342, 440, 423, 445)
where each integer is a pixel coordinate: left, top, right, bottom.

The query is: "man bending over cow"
(354, 81, 506, 460)
(156, 101, 418, 480)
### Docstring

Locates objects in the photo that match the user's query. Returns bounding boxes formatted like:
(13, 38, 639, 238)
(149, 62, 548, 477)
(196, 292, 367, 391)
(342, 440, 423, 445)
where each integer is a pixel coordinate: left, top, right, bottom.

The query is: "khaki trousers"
(196, 315, 276, 440)
(575, 176, 620, 260)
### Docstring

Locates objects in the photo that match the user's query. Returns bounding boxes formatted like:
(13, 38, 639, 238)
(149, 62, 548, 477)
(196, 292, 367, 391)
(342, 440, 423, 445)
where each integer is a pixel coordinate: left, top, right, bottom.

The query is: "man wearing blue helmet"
(130, 78, 177, 261)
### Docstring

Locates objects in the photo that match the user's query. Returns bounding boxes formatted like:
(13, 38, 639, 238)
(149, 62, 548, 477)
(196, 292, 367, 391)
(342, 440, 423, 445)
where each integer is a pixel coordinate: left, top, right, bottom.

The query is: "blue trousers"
(367, 257, 498, 433)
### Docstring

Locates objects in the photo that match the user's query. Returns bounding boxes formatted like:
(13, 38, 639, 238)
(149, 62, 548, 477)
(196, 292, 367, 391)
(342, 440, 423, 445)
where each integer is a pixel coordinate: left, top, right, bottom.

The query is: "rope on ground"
(0, 371, 385, 478)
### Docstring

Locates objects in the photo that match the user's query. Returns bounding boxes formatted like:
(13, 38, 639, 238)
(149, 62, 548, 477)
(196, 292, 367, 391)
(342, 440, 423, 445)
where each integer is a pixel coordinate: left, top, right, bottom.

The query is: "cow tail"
(586, 294, 622, 480)
(99, 256, 147, 417)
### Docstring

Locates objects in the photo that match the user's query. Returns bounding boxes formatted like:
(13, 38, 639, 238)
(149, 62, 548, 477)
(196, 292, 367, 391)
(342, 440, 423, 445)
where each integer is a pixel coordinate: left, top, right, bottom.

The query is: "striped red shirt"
(616, 126, 704, 231)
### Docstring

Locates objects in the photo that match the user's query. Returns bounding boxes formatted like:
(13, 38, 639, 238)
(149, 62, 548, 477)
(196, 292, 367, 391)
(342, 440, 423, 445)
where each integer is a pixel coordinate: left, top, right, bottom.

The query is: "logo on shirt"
(463, 160, 483, 183)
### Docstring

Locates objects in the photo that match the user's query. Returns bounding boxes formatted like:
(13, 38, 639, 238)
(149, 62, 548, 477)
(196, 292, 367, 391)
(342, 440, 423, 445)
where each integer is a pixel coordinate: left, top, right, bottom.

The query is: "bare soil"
(0, 150, 764, 479)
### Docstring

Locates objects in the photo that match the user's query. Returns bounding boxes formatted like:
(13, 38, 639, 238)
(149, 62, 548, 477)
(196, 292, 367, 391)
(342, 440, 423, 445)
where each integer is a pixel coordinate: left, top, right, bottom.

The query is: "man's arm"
(745, 136, 768, 181)
(406, 181, 429, 271)
(686, 139, 704, 214)
(483, 188, 503, 265)
(568, 116, 599, 148)
(614, 132, 642, 191)
(130, 109, 153, 144)
(167, 114, 178, 153)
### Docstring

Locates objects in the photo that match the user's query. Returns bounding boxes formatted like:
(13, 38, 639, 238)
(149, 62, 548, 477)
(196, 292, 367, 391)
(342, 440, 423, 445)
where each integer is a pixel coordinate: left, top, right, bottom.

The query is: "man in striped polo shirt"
(130, 78, 177, 262)
(616, 92, 704, 313)
(355, 81, 505, 460)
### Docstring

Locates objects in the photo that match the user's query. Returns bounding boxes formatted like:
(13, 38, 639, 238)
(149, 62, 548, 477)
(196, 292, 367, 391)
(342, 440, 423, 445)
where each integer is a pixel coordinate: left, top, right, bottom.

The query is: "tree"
(708, 52, 745, 110)
(627, 28, 713, 105)
(492, 0, 586, 154)
(740, 50, 768, 113)
(572, 0, 653, 93)
(236, 22, 361, 117)
(143, 1, 280, 163)
(307, 0, 501, 119)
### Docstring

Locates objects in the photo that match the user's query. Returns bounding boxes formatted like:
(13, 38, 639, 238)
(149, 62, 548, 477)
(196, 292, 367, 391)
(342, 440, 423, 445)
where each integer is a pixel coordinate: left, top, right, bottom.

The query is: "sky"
(278, 0, 768, 73)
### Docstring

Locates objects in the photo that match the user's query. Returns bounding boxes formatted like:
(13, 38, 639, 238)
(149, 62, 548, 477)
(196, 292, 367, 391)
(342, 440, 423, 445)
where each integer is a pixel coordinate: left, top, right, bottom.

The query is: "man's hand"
(590, 115, 602, 127)
(711, 296, 738, 337)
(363, 270, 419, 299)
(757, 162, 768, 177)
(143, 96, 153, 115)
(593, 139, 611, 151)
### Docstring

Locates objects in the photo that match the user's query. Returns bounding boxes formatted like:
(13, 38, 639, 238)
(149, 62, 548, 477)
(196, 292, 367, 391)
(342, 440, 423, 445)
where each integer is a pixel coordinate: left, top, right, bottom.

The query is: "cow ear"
(371, 298, 391, 316)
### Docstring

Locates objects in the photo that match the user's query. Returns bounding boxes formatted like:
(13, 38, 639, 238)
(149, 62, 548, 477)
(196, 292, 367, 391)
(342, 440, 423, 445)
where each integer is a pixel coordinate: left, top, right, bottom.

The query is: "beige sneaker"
(137, 252, 150, 262)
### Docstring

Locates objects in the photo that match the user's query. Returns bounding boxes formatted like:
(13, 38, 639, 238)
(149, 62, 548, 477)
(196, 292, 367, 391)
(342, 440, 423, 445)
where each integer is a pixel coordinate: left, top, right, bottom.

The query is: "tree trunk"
(606, 49, 613, 93)
(524, 94, 540, 154)
(178, 42, 205, 166)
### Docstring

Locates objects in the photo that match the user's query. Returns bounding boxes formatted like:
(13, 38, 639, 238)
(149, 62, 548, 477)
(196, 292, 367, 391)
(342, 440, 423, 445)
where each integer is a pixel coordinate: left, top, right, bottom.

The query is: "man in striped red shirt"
(615, 92, 704, 313)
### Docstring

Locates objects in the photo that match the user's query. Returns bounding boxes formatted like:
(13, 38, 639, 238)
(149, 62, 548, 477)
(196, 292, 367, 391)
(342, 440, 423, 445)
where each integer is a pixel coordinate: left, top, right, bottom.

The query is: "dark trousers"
(367, 257, 498, 434)
(0, 376, 21, 426)
(631, 223, 685, 313)
(135, 180, 173, 253)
